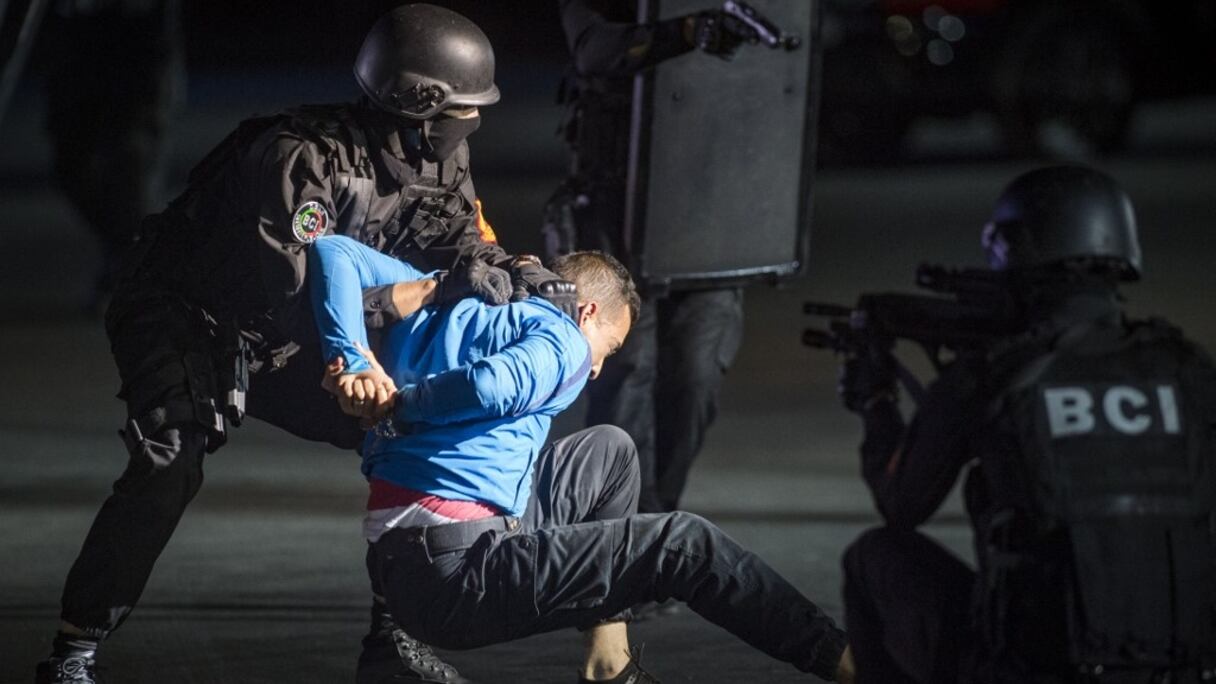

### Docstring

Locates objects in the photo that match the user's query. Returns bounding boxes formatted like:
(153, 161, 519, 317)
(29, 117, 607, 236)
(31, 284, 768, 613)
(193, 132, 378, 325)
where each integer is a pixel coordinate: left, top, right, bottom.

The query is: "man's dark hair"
(550, 251, 640, 324)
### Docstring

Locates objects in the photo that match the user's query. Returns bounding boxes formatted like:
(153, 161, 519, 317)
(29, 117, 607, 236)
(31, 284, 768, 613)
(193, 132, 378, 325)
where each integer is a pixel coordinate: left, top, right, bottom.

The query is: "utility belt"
(223, 326, 301, 423)
(114, 294, 300, 455)
(114, 208, 315, 450)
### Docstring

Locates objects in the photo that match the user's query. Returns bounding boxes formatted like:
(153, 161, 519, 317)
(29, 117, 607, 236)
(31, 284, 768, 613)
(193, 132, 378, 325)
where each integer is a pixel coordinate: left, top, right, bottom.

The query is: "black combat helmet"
(982, 165, 1142, 280)
(354, 4, 500, 119)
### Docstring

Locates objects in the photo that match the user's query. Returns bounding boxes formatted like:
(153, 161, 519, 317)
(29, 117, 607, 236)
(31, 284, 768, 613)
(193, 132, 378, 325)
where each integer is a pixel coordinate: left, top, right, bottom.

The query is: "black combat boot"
(35, 656, 99, 684)
(36, 633, 101, 684)
(356, 602, 471, 684)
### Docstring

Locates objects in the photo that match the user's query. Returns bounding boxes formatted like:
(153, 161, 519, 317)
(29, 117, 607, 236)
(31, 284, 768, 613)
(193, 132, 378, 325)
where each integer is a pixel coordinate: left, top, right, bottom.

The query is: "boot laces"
(49, 656, 97, 683)
(623, 645, 660, 684)
(392, 629, 458, 678)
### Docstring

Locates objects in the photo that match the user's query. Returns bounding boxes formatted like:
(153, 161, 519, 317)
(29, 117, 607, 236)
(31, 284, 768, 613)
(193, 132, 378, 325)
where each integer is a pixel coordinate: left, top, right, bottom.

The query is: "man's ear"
(577, 300, 597, 327)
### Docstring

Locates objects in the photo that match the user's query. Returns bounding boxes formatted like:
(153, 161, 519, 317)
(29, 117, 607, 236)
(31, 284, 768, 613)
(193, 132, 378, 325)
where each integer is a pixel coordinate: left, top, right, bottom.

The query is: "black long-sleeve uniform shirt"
(135, 102, 507, 344)
(857, 358, 986, 529)
(560, 0, 692, 80)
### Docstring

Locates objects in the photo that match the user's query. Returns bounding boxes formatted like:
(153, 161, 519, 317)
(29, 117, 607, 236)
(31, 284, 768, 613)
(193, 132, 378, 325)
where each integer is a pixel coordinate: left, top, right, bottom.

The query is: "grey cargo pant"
(370, 425, 846, 678)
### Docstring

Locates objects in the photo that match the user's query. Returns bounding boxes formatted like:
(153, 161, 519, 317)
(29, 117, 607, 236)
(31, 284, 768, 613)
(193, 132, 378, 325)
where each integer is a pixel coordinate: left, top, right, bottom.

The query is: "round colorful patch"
(291, 201, 330, 243)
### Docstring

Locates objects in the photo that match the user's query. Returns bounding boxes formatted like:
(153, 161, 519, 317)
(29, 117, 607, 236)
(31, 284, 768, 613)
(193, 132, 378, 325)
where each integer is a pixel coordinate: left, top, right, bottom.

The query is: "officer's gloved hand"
(509, 255, 580, 321)
(434, 259, 512, 306)
(838, 343, 898, 413)
(690, 5, 752, 58)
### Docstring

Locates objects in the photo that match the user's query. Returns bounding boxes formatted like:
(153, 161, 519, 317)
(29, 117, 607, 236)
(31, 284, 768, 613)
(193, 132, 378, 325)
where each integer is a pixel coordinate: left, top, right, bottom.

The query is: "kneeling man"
(308, 235, 854, 683)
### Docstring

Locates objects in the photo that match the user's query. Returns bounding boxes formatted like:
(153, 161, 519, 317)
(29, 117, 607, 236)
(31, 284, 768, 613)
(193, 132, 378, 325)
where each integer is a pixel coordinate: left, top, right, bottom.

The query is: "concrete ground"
(1, 68, 1213, 682)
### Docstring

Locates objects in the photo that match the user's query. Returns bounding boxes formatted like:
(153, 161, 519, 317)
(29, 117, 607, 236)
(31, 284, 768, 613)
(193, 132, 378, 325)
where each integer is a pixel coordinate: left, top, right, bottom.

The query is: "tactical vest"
(969, 319, 1216, 680)
(141, 103, 471, 340)
(547, 81, 632, 262)
(557, 0, 636, 182)
(564, 86, 632, 182)
(271, 104, 472, 261)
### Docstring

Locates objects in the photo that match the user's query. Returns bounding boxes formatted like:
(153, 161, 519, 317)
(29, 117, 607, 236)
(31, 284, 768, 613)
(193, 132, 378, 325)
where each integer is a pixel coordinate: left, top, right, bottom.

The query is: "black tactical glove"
(434, 259, 513, 307)
(837, 343, 898, 413)
(690, 5, 750, 58)
(509, 255, 580, 321)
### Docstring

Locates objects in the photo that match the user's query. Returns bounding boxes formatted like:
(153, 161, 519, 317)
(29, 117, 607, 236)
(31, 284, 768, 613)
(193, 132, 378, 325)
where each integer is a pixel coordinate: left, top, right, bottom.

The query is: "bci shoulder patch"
(291, 201, 330, 243)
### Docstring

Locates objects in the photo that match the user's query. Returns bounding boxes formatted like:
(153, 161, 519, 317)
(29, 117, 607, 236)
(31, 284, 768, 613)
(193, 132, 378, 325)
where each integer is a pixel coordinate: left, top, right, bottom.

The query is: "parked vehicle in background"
(817, 0, 1216, 161)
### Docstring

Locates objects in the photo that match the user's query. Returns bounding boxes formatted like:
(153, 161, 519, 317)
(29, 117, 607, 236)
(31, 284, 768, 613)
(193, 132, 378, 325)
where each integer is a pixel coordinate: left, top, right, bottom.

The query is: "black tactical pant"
(586, 289, 744, 512)
(845, 527, 1214, 684)
(370, 425, 845, 677)
(842, 527, 976, 684)
(59, 285, 362, 636)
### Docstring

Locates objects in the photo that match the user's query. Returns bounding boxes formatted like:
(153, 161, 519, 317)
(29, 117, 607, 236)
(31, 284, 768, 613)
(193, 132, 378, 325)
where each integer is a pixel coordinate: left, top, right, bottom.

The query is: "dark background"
(1, 2, 1214, 682)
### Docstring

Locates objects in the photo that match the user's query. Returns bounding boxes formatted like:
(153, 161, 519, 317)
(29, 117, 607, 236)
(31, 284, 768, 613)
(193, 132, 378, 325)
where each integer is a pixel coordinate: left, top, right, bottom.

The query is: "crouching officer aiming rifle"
(815, 166, 1216, 683)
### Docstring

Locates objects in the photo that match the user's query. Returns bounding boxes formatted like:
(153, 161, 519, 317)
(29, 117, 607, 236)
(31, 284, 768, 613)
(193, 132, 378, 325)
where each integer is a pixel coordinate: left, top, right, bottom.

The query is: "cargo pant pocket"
(529, 522, 621, 635)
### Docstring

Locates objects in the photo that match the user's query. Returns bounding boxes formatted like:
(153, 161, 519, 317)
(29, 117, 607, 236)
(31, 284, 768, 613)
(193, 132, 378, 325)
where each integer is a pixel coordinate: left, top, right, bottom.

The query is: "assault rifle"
(722, 1, 802, 51)
(803, 265, 1033, 399)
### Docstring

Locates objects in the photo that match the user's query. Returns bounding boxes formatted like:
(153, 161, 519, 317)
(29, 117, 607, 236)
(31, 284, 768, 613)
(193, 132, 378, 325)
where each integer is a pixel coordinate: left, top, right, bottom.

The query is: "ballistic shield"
(625, 0, 821, 292)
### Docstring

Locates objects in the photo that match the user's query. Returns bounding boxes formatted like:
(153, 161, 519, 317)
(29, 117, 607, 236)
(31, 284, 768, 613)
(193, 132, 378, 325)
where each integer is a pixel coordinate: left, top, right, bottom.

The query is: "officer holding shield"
(548, 0, 758, 516)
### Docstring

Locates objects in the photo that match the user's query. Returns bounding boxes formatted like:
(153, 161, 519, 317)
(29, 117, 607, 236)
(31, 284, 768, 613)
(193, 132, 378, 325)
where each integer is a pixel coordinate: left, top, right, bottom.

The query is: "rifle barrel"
(801, 329, 839, 349)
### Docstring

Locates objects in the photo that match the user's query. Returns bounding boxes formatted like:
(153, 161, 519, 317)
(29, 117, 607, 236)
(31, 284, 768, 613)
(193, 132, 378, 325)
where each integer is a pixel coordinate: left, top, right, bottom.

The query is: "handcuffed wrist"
(374, 390, 410, 439)
(373, 416, 406, 439)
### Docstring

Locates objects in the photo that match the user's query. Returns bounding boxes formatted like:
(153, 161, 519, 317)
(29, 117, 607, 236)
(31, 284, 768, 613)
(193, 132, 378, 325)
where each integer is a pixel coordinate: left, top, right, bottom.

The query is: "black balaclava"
(1024, 272, 1123, 331)
(421, 114, 481, 162)
(355, 96, 480, 167)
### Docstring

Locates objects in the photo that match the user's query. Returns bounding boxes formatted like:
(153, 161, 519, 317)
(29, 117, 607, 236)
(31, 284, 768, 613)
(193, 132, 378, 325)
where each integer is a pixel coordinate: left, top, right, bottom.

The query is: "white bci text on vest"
(1043, 385, 1182, 437)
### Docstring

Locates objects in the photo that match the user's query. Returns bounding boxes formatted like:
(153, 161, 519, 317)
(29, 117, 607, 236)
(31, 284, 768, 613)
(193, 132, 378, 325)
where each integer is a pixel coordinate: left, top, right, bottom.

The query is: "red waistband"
(367, 478, 501, 521)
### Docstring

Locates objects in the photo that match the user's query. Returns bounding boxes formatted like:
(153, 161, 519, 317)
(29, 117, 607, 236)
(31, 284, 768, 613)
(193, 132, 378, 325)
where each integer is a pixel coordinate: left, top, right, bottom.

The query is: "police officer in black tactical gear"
(548, 0, 755, 516)
(35, 5, 574, 684)
(837, 165, 1216, 684)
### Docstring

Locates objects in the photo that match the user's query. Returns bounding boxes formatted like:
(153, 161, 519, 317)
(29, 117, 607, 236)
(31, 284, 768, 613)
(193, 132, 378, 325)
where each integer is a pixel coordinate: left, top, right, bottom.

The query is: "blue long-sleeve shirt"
(308, 236, 592, 515)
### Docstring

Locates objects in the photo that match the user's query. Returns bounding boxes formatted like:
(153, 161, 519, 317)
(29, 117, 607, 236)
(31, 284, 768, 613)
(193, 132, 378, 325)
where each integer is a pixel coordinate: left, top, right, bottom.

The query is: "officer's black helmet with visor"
(982, 165, 1142, 281)
(354, 3, 501, 120)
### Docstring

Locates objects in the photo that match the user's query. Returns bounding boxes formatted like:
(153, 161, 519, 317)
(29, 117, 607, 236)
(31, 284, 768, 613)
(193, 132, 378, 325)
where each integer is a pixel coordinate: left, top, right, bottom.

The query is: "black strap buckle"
(393, 83, 447, 117)
(119, 417, 144, 454)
